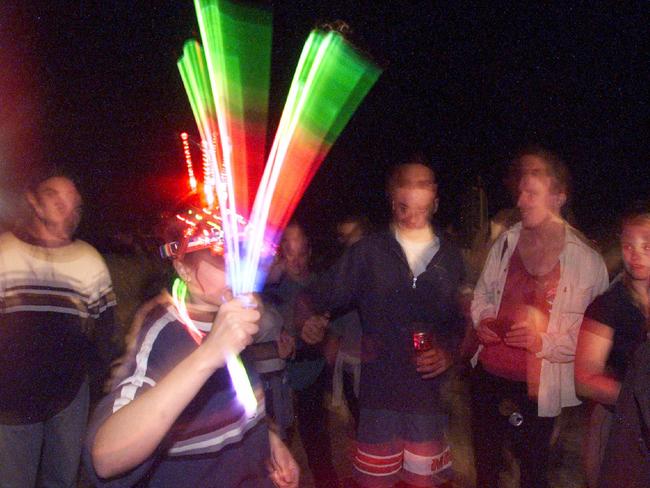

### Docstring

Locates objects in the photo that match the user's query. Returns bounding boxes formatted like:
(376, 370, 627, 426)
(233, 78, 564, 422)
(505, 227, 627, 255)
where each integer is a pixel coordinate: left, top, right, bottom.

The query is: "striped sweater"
(0, 231, 117, 423)
(84, 300, 271, 487)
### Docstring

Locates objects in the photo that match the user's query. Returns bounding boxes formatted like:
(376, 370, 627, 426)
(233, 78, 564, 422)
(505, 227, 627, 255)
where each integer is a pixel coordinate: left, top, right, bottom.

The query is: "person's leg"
(294, 368, 337, 488)
(39, 380, 89, 488)
(0, 421, 43, 487)
(401, 411, 452, 487)
(353, 408, 402, 488)
(511, 393, 555, 488)
(266, 372, 294, 440)
(469, 367, 510, 488)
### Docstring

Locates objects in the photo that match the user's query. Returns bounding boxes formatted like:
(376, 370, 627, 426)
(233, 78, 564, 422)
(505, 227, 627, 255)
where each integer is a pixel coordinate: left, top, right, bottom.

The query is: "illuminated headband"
(159, 206, 275, 261)
(160, 207, 229, 259)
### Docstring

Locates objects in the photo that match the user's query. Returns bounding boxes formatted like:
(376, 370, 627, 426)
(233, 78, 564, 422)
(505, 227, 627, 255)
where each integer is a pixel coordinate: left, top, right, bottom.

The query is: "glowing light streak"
(180, 133, 197, 191)
(192, 0, 270, 217)
(171, 278, 257, 417)
(242, 29, 381, 291)
(177, 41, 222, 173)
(191, 0, 272, 295)
(200, 140, 215, 208)
(243, 31, 333, 289)
(172, 278, 205, 345)
(176, 0, 381, 416)
(225, 353, 258, 418)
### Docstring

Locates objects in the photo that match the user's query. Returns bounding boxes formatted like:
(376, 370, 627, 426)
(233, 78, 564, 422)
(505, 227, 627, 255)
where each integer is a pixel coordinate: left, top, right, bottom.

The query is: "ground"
(290, 371, 587, 488)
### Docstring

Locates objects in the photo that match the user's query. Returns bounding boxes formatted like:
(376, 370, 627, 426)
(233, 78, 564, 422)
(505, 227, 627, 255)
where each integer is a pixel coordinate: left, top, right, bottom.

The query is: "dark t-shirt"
(583, 280, 646, 381)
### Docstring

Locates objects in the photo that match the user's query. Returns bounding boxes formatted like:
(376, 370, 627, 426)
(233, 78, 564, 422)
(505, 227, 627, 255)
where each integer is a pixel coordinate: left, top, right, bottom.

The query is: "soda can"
(413, 331, 433, 352)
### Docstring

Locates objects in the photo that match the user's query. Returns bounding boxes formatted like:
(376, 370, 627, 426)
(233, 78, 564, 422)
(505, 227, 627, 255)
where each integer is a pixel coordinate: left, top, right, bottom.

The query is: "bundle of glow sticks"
(175, 0, 381, 417)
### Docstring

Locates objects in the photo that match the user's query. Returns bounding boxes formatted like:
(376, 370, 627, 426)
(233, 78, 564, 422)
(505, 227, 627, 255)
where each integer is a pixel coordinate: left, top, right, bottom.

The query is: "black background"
(1, 1, 646, 253)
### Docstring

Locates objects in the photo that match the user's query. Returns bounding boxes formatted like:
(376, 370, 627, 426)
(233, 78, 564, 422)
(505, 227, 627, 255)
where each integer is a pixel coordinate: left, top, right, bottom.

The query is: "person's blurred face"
(281, 225, 310, 280)
(519, 154, 548, 180)
(621, 222, 650, 283)
(391, 164, 438, 231)
(337, 221, 364, 247)
(188, 253, 227, 305)
(29, 177, 82, 241)
(516, 171, 564, 230)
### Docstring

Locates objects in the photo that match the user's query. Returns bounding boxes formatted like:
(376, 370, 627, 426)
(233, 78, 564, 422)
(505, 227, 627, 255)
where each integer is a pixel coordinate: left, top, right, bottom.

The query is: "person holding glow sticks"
(301, 155, 464, 488)
(85, 212, 299, 488)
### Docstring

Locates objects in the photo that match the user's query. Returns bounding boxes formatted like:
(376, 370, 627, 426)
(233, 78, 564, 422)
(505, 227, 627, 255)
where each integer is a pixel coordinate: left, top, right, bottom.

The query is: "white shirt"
(395, 230, 440, 277)
(471, 222, 609, 417)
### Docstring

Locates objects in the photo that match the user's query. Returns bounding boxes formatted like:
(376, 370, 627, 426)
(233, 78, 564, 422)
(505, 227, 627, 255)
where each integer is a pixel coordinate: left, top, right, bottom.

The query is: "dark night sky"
(1, 1, 647, 251)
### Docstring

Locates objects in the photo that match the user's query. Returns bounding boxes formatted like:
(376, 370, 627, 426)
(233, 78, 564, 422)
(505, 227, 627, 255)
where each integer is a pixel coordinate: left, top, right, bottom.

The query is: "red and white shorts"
(352, 408, 453, 487)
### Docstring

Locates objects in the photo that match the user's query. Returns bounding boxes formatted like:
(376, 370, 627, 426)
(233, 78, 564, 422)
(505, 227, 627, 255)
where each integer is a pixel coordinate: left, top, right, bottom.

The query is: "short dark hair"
(26, 169, 78, 195)
(507, 145, 571, 199)
(339, 214, 371, 235)
(386, 152, 437, 198)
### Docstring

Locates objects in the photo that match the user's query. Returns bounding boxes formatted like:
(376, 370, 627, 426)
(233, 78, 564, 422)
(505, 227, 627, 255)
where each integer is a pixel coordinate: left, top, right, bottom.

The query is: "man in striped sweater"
(0, 175, 117, 487)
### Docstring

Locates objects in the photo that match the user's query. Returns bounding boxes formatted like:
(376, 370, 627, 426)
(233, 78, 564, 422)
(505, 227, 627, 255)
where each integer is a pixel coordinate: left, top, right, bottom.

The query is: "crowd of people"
(0, 146, 648, 488)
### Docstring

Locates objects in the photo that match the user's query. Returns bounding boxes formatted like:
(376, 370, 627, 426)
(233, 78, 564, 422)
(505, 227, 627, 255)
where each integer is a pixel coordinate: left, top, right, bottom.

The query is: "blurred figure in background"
(328, 215, 371, 429)
(575, 200, 650, 487)
(470, 147, 608, 488)
(248, 297, 295, 440)
(0, 175, 117, 487)
(265, 222, 337, 487)
(337, 215, 370, 249)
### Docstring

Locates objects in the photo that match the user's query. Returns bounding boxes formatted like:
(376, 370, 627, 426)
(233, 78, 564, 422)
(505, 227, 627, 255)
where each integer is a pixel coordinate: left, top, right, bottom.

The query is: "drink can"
(413, 331, 433, 352)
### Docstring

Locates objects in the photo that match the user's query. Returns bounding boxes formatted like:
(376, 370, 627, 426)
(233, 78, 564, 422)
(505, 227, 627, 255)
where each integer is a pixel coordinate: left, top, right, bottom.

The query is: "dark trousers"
(293, 366, 337, 487)
(470, 365, 555, 488)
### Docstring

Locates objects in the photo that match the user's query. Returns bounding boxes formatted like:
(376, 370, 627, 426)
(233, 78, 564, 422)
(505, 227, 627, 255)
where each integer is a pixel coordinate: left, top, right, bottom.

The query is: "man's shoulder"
(565, 226, 604, 262)
(335, 230, 391, 258)
(0, 231, 19, 249)
(70, 239, 109, 266)
(486, 223, 520, 256)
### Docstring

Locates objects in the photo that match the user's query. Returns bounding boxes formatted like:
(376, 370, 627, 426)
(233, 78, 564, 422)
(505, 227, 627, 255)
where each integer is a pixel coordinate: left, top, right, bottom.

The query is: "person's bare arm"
(574, 317, 618, 405)
(92, 299, 260, 478)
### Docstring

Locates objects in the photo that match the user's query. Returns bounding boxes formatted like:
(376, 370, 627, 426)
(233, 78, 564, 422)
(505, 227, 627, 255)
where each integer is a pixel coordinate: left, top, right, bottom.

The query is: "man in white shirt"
(470, 147, 608, 488)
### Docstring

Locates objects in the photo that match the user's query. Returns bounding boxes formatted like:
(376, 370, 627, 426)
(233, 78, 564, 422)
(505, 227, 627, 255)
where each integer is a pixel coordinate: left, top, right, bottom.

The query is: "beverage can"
(413, 331, 433, 352)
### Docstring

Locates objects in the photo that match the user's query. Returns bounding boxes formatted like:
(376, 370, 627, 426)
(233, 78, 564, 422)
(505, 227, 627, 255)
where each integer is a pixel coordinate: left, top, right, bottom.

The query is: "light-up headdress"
(159, 205, 276, 263)
(165, 0, 381, 420)
(159, 204, 263, 419)
(160, 207, 231, 259)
